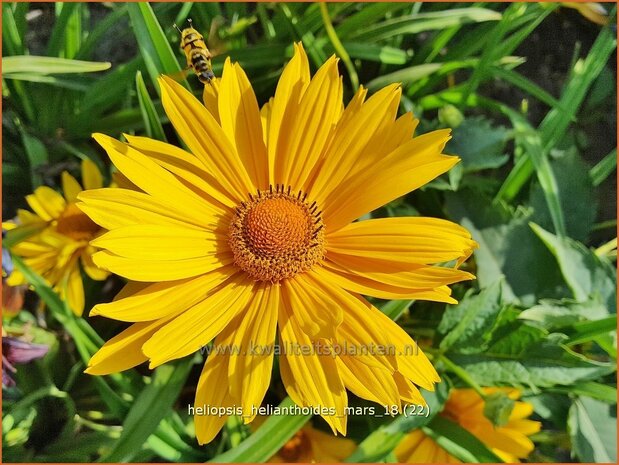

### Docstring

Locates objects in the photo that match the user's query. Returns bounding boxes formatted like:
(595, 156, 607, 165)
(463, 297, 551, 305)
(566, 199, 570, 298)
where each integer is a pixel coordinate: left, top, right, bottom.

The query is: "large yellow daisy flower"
(6, 159, 109, 315)
(79, 43, 477, 444)
(395, 388, 542, 463)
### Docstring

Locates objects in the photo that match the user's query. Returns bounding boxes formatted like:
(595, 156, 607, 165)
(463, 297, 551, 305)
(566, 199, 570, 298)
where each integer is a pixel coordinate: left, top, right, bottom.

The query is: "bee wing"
(164, 67, 193, 83)
(206, 17, 227, 58)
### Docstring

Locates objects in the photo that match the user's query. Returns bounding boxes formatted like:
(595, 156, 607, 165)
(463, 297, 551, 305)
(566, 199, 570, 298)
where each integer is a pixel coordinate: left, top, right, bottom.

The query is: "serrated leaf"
(438, 281, 502, 353)
(450, 332, 615, 389)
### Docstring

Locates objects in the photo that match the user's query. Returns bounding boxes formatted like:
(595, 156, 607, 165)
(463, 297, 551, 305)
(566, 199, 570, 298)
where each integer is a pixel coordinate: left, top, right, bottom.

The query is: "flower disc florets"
(228, 185, 325, 282)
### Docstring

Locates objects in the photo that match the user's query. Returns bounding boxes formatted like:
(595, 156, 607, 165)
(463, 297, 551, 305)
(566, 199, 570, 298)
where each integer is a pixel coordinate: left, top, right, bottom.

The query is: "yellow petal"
(85, 317, 171, 375)
(159, 75, 254, 201)
(336, 356, 401, 408)
(326, 217, 477, 265)
(228, 283, 279, 421)
(92, 133, 222, 223)
(91, 224, 223, 261)
(65, 264, 85, 316)
(77, 188, 208, 231)
(219, 59, 269, 190)
(281, 273, 343, 339)
(308, 84, 401, 204)
(327, 252, 475, 288)
(90, 265, 235, 322)
(92, 249, 233, 282)
(27, 186, 67, 221)
(82, 158, 104, 190)
(278, 294, 347, 435)
(275, 55, 341, 190)
(202, 77, 221, 122)
(260, 98, 273, 146)
(195, 328, 236, 445)
(305, 427, 357, 462)
(339, 292, 439, 391)
(317, 261, 458, 304)
(142, 274, 254, 367)
(324, 129, 457, 231)
(123, 134, 235, 210)
(268, 42, 310, 184)
(80, 245, 110, 281)
(61, 171, 83, 203)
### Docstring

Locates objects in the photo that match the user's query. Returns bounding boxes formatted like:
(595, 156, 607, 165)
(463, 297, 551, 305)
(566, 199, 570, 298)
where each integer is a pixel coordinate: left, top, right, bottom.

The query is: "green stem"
(319, 2, 359, 90)
(438, 354, 487, 400)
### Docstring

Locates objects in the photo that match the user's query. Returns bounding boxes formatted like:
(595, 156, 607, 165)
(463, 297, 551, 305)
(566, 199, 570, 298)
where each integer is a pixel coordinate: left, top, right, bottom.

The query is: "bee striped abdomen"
(178, 23, 215, 84)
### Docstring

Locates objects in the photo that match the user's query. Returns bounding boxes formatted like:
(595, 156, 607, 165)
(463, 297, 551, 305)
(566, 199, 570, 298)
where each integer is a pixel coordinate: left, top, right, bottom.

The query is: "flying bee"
(173, 19, 215, 84)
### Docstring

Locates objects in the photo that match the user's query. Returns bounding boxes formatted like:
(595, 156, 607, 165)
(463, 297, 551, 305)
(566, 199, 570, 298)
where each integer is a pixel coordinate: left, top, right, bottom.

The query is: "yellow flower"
(79, 43, 477, 444)
(395, 388, 542, 463)
(270, 425, 356, 463)
(6, 159, 109, 315)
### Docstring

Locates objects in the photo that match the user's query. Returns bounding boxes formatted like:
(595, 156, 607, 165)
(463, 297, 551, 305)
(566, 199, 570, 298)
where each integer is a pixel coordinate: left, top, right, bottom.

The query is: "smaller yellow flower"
(395, 388, 541, 463)
(252, 417, 356, 463)
(6, 159, 109, 315)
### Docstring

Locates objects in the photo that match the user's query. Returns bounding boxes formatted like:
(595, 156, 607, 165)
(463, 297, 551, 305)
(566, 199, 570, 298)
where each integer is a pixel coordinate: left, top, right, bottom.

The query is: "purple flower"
(2, 337, 49, 388)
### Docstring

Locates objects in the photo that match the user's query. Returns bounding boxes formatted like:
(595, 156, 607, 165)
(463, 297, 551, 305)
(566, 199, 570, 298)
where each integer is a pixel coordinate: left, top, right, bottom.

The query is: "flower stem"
(438, 353, 487, 400)
(319, 2, 359, 90)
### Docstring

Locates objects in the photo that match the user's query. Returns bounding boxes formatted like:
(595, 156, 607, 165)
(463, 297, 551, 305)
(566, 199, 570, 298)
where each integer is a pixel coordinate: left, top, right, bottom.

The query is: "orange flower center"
(56, 203, 100, 241)
(228, 186, 325, 282)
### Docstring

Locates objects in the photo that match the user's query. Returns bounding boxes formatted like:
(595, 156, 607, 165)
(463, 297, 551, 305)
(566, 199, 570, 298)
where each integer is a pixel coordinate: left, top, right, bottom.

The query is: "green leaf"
(564, 316, 617, 346)
(450, 331, 615, 389)
(497, 17, 616, 201)
(491, 66, 564, 110)
(422, 416, 503, 463)
(135, 70, 167, 141)
(99, 358, 194, 462)
(530, 223, 616, 313)
(127, 2, 186, 91)
(445, 190, 566, 305)
(378, 299, 411, 322)
(568, 397, 617, 462)
(445, 116, 510, 173)
(529, 148, 597, 242)
(482, 391, 515, 427)
(46, 2, 81, 58)
(208, 397, 311, 463)
(438, 281, 503, 353)
(349, 8, 502, 42)
(590, 149, 617, 187)
(518, 300, 608, 330)
(345, 384, 449, 462)
(3, 56, 111, 75)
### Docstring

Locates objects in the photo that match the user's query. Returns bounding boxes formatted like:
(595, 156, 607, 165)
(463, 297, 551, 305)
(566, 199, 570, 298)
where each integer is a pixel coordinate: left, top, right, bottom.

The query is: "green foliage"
(2, 2, 616, 463)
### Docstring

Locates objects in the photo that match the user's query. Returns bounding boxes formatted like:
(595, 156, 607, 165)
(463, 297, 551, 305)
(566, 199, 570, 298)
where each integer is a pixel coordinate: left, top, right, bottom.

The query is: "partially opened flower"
(5, 160, 109, 315)
(395, 388, 541, 463)
(2, 336, 49, 388)
(80, 43, 477, 444)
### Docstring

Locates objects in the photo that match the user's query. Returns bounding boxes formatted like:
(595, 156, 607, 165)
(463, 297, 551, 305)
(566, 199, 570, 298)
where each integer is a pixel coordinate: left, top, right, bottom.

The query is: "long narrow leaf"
(127, 2, 186, 91)
(99, 358, 195, 462)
